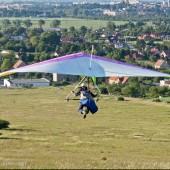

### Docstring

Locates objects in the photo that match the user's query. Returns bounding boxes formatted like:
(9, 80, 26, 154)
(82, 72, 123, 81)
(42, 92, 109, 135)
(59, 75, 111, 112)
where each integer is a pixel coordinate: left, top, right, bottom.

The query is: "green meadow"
(0, 17, 128, 29)
(0, 85, 170, 169)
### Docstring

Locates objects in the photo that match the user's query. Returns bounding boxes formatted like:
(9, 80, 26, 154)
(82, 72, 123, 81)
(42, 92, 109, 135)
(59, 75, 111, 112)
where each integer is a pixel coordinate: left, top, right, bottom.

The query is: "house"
(147, 47, 161, 59)
(13, 60, 26, 69)
(114, 41, 124, 49)
(124, 54, 131, 60)
(126, 43, 136, 50)
(61, 37, 73, 43)
(150, 33, 159, 39)
(4, 78, 50, 88)
(107, 36, 118, 43)
(13, 60, 27, 78)
(107, 76, 129, 84)
(163, 35, 170, 41)
(150, 47, 160, 54)
(132, 52, 143, 60)
(103, 10, 124, 16)
(154, 60, 169, 69)
(10, 35, 25, 41)
(124, 52, 143, 60)
(160, 50, 170, 59)
(160, 79, 170, 87)
(103, 10, 116, 16)
(138, 34, 152, 40)
(138, 33, 159, 41)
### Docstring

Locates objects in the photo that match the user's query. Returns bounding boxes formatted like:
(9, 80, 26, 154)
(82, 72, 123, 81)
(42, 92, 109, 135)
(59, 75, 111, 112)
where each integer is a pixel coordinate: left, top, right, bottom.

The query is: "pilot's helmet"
(80, 83, 87, 88)
(81, 83, 86, 87)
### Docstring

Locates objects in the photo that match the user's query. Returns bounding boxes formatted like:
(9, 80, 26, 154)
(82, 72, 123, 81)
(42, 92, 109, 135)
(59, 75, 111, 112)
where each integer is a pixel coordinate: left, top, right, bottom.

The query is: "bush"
(117, 96, 125, 101)
(152, 98, 161, 102)
(99, 85, 108, 94)
(0, 120, 10, 129)
(51, 80, 70, 87)
(101, 157, 107, 160)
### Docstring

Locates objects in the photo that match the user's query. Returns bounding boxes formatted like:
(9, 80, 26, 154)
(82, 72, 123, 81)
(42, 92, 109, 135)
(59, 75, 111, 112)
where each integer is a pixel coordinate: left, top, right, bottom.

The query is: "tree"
(0, 37, 9, 45)
(69, 26, 78, 37)
(23, 19, 32, 31)
(69, 44, 80, 54)
(122, 85, 141, 97)
(30, 36, 39, 47)
(149, 86, 159, 98)
(39, 31, 60, 51)
(38, 19, 45, 29)
(69, 26, 75, 32)
(136, 21, 145, 27)
(34, 73, 42, 79)
(1, 59, 12, 72)
(50, 19, 61, 28)
(13, 27, 26, 36)
(106, 49, 125, 61)
(25, 40, 34, 52)
(136, 39, 146, 49)
(2, 19, 11, 30)
(107, 83, 122, 95)
(13, 19, 21, 28)
(79, 26, 87, 36)
(142, 26, 154, 34)
(61, 28, 68, 36)
(106, 21, 116, 34)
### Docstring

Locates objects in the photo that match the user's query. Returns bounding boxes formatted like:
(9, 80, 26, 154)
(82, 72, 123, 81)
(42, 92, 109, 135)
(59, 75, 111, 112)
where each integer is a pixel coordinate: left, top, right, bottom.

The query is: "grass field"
(160, 97, 170, 103)
(0, 17, 128, 29)
(0, 85, 170, 169)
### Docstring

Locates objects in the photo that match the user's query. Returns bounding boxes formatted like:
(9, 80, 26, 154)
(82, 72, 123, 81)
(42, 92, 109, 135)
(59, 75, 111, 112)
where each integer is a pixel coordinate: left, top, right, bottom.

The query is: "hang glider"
(0, 52, 170, 78)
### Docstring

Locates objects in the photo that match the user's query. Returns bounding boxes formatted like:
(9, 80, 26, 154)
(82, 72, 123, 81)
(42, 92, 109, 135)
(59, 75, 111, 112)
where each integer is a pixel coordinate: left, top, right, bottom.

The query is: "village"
(0, 0, 170, 97)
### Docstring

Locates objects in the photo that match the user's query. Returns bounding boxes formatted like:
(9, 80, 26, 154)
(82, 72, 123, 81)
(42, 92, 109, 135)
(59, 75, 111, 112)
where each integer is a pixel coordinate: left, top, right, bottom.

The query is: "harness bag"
(80, 90, 98, 114)
(81, 99, 98, 114)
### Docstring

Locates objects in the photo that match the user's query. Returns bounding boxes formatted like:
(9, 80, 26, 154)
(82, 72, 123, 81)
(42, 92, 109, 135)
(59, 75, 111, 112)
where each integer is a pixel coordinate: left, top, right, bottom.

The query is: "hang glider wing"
(0, 52, 170, 78)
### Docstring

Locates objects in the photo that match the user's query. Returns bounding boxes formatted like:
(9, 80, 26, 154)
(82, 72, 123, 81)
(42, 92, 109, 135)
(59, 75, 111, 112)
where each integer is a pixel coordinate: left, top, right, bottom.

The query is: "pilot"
(73, 83, 98, 119)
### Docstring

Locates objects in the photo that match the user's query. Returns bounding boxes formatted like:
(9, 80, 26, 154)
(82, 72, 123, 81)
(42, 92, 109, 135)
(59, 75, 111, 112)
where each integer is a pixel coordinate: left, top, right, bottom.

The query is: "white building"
(10, 35, 25, 41)
(4, 78, 50, 88)
(103, 10, 116, 16)
(103, 10, 124, 16)
(114, 41, 124, 49)
(160, 79, 170, 87)
(1, 50, 10, 54)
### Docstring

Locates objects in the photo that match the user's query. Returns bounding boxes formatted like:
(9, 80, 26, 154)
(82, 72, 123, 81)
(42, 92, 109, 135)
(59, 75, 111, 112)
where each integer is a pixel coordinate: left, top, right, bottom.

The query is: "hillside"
(0, 86, 170, 169)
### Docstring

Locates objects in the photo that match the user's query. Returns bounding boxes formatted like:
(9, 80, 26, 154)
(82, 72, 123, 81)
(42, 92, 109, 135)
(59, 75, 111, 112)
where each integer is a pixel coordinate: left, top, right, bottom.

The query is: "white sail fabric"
(0, 52, 170, 77)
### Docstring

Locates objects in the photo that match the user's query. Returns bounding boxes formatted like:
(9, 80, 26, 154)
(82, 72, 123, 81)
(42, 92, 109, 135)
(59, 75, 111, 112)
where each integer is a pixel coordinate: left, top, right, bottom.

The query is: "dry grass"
(0, 85, 170, 169)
